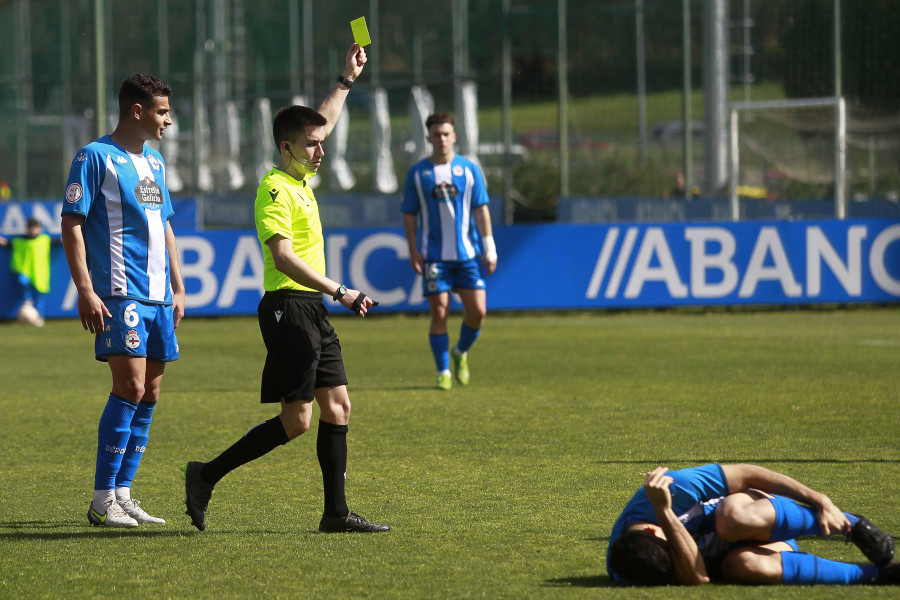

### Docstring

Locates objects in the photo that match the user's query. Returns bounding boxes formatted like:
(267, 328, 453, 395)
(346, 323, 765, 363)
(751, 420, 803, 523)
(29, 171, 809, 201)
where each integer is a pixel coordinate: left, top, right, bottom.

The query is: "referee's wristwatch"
(333, 284, 348, 301)
(336, 75, 354, 89)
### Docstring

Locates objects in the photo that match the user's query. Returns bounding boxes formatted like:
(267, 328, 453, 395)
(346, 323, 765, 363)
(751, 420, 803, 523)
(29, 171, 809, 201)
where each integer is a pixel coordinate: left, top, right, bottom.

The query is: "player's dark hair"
(273, 105, 328, 148)
(425, 112, 454, 130)
(608, 531, 675, 586)
(26, 217, 41, 230)
(118, 74, 172, 118)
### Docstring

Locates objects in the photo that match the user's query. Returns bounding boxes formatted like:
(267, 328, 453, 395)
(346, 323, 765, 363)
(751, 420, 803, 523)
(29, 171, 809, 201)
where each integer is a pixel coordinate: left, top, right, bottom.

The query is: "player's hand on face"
(346, 43, 367, 78)
(644, 467, 674, 511)
(77, 291, 112, 334)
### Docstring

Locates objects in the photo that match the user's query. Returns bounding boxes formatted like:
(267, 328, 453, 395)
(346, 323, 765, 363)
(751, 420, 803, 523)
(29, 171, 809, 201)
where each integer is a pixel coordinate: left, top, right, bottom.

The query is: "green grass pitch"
(0, 308, 898, 599)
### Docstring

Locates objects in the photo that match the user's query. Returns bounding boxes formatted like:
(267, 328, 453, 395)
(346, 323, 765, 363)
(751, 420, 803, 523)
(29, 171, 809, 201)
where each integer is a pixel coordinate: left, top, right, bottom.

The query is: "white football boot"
(119, 498, 166, 524)
(87, 498, 139, 528)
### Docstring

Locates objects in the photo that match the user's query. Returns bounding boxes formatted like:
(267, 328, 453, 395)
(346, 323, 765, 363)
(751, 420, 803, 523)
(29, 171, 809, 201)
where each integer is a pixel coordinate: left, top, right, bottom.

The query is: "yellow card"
(350, 16, 371, 46)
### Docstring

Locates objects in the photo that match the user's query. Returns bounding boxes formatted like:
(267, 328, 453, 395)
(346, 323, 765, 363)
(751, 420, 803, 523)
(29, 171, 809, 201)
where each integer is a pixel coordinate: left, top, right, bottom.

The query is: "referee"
(184, 43, 388, 533)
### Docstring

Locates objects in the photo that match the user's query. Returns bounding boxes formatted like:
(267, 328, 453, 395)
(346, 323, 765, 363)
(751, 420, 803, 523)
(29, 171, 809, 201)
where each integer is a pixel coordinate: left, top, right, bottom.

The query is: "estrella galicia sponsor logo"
(135, 177, 163, 207)
(105, 445, 126, 455)
(65, 183, 83, 203)
(431, 183, 459, 200)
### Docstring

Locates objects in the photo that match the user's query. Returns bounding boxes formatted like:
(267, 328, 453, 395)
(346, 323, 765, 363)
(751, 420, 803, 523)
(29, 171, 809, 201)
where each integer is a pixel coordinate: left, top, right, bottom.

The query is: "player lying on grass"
(607, 464, 897, 586)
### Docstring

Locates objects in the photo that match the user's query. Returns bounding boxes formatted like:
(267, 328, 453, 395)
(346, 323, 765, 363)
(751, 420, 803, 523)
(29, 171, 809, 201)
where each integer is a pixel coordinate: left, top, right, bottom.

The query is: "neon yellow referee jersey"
(254, 169, 325, 292)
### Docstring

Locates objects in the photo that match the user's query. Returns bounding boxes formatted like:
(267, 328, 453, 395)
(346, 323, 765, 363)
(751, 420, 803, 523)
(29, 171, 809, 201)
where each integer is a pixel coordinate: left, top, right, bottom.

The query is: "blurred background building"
(0, 0, 898, 226)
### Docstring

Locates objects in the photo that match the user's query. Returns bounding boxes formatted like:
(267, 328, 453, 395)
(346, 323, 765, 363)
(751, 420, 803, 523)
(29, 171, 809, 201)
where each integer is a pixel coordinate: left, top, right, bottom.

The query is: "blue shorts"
(422, 258, 486, 296)
(95, 298, 179, 362)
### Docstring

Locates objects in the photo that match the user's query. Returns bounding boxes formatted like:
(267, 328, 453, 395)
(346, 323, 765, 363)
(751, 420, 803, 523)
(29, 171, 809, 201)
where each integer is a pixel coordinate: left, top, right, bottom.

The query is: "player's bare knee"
(720, 549, 755, 582)
(279, 401, 312, 439)
(280, 414, 310, 440)
(716, 499, 754, 542)
(322, 398, 351, 425)
(141, 385, 161, 403)
(115, 380, 145, 404)
(721, 548, 782, 584)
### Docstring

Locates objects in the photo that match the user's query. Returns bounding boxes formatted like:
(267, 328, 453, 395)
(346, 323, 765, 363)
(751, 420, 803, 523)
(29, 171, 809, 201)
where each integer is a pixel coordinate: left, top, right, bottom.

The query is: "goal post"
(729, 96, 846, 221)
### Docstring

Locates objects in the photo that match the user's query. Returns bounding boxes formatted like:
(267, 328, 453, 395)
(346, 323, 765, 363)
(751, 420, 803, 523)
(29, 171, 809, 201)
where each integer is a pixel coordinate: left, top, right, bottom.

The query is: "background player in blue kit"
(402, 113, 497, 390)
(607, 464, 897, 586)
(61, 74, 185, 528)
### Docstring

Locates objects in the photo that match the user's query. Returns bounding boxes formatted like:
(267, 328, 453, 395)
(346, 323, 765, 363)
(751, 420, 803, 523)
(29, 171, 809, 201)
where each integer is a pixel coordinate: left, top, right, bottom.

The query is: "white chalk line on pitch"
(858, 339, 900, 347)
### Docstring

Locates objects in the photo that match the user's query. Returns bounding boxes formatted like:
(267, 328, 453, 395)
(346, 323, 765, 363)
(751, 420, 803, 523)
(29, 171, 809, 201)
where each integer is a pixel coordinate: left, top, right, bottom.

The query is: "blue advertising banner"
(2, 218, 899, 319)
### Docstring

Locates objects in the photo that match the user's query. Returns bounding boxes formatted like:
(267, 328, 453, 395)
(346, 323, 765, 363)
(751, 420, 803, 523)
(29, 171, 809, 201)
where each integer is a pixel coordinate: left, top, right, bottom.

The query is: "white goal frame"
(729, 96, 846, 221)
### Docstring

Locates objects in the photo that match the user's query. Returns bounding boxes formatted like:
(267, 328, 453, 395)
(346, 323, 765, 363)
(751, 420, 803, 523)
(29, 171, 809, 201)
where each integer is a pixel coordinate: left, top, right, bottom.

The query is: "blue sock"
(115, 401, 156, 489)
(430, 333, 450, 372)
(455, 323, 481, 354)
(768, 496, 862, 542)
(781, 551, 879, 585)
(94, 395, 138, 490)
(768, 496, 823, 540)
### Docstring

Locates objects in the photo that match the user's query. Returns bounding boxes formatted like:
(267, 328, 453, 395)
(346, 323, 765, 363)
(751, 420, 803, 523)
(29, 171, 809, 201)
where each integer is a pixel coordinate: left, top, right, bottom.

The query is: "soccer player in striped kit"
(402, 113, 497, 391)
(61, 74, 185, 528)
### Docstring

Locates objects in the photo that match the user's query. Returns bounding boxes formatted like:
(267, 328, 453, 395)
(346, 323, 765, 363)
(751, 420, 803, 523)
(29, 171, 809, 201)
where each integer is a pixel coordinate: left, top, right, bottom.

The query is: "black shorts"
(257, 289, 348, 403)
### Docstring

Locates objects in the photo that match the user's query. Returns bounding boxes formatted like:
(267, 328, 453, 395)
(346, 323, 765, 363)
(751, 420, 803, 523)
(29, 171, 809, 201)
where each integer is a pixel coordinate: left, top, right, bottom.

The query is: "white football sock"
(92, 489, 115, 511)
(115, 486, 132, 502)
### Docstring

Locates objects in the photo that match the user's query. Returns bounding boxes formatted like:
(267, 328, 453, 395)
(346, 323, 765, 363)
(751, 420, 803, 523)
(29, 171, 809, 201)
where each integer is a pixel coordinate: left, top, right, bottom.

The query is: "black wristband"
(336, 75, 354, 89)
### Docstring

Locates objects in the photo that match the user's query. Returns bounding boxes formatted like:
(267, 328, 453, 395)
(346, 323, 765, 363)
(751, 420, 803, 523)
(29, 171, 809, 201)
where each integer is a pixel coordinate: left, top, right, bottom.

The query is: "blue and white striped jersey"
(401, 155, 489, 262)
(607, 464, 730, 580)
(62, 135, 174, 304)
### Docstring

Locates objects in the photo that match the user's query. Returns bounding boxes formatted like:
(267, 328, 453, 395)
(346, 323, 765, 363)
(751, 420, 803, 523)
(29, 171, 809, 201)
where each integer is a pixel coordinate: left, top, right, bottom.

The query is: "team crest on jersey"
(427, 280, 438, 292)
(65, 183, 83, 203)
(76, 152, 87, 162)
(453, 165, 464, 177)
(116, 156, 128, 164)
(148, 155, 160, 170)
(125, 329, 141, 350)
(135, 177, 163, 207)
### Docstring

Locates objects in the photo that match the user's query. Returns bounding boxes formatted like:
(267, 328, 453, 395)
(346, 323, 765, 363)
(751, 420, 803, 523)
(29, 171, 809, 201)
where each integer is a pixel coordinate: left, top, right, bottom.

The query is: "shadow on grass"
(0, 521, 314, 540)
(542, 575, 612, 588)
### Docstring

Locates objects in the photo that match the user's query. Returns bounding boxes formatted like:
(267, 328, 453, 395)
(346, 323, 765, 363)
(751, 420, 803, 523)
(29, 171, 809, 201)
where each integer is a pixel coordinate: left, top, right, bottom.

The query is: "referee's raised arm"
(317, 43, 367, 139)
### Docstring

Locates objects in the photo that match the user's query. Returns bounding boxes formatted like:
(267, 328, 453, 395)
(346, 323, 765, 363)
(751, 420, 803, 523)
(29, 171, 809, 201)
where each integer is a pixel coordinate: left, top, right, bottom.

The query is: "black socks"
(317, 420, 349, 518)
(201, 416, 289, 485)
(200, 416, 349, 519)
